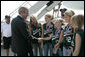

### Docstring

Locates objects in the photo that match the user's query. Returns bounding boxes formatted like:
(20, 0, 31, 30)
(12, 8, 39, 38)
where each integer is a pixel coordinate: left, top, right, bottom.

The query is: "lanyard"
(46, 23, 53, 32)
(33, 26, 41, 35)
(55, 28, 61, 38)
(66, 24, 71, 34)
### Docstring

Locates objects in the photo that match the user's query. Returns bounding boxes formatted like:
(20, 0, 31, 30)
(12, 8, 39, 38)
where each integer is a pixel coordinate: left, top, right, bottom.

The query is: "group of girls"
(28, 10, 84, 56)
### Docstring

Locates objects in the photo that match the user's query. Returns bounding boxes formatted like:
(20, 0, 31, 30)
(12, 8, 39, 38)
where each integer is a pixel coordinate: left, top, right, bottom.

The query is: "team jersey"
(63, 24, 74, 47)
(43, 22, 54, 44)
(73, 29, 84, 56)
(52, 28, 63, 47)
(32, 25, 42, 38)
(32, 25, 42, 43)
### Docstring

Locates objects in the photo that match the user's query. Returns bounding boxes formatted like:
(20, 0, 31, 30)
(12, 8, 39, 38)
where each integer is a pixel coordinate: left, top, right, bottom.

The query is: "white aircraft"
(1, 1, 84, 22)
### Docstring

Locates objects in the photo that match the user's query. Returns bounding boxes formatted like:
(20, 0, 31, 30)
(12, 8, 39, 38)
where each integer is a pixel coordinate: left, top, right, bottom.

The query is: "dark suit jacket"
(11, 15, 32, 53)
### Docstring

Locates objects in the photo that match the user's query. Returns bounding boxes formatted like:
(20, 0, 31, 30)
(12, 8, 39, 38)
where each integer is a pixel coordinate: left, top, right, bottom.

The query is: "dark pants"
(28, 49, 33, 56)
(3, 37, 11, 49)
(17, 52, 28, 56)
(17, 49, 33, 56)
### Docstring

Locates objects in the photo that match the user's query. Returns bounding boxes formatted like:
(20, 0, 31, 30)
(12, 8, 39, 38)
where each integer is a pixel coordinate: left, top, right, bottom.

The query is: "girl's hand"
(38, 38, 43, 43)
(54, 43, 60, 48)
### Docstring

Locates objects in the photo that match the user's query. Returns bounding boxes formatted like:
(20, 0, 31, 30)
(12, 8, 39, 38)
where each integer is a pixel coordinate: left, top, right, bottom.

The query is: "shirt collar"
(19, 14, 23, 18)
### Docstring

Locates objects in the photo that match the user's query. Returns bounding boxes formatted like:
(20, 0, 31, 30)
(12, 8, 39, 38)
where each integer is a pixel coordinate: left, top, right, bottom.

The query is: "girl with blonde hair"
(63, 10, 75, 56)
(29, 15, 43, 56)
(42, 14, 54, 56)
(38, 18, 64, 56)
(70, 14, 84, 56)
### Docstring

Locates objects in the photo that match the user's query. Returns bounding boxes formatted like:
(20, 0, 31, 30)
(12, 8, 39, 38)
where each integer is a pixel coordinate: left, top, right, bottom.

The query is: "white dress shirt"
(1, 22, 12, 37)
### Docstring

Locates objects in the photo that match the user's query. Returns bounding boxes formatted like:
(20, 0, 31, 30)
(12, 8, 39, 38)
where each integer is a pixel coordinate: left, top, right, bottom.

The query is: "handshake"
(31, 35, 44, 43)
(37, 38, 44, 43)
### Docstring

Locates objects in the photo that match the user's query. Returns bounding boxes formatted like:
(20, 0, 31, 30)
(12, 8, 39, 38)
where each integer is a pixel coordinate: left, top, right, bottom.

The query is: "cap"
(60, 8, 67, 12)
(5, 15, 10, 19)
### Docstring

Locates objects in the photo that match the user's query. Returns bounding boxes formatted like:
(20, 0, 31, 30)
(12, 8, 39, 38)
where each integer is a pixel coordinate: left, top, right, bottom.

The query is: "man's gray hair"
(18, 7, 28, 14)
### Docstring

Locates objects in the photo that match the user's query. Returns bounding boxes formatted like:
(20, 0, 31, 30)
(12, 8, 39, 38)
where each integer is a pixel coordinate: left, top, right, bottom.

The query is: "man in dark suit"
(11, 7, 35, 56)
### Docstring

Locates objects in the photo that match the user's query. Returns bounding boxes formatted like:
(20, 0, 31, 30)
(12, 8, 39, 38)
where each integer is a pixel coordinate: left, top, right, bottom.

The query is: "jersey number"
(67, 37, 71, 42)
